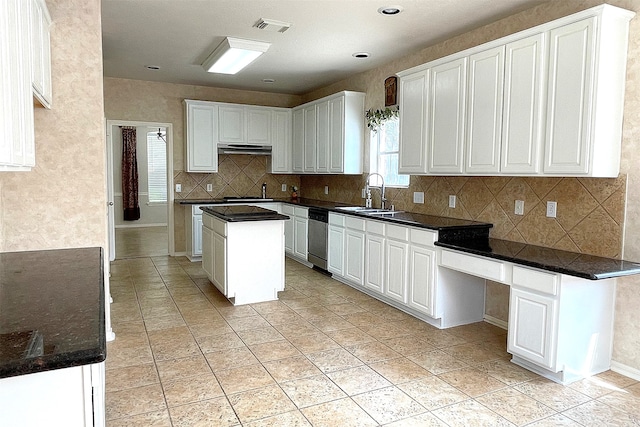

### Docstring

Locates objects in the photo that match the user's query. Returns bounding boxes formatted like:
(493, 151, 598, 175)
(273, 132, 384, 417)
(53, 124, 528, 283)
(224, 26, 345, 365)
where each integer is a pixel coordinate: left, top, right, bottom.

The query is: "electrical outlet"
(515, 200, 524, 215)
(546, 201, 557, 218)
(449, 195, 456, 208)
(324, 185, 329, 195)
(175, 184, 181, 193)
(281, 184, 287, 192)
(206, 183, 213, 192)
(413, 192, 424, 204)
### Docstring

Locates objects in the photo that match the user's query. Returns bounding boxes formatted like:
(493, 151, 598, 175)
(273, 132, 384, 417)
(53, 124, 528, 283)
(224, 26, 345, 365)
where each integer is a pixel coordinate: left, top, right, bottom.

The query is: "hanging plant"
(365, 106, 399, 132)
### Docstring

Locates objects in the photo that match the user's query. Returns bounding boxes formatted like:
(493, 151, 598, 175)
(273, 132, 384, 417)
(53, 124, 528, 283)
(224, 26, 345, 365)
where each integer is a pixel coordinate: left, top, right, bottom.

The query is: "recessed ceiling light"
(352, 52, 370, 59)
(378, 5, 403, 15)
(262, 78, 275, 83)
(145, 65, 161, 70)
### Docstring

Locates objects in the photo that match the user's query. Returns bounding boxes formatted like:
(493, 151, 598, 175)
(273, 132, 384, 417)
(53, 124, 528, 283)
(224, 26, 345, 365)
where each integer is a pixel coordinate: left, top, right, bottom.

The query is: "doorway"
(106, 120, 175, 260)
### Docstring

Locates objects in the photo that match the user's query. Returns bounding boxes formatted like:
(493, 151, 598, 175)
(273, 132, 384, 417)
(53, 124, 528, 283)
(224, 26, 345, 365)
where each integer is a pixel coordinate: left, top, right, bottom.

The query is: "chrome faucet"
(261, 182, 267, 199)
(365, 173, 386, 209)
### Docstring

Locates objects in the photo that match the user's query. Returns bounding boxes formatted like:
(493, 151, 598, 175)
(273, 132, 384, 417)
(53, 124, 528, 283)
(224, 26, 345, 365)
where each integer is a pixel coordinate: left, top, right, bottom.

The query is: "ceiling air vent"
(254, 18, 291, 33)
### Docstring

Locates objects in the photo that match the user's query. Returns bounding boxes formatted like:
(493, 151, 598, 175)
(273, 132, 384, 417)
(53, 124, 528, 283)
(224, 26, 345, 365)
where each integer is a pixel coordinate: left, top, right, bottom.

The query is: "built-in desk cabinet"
(398, 4, 634, 177)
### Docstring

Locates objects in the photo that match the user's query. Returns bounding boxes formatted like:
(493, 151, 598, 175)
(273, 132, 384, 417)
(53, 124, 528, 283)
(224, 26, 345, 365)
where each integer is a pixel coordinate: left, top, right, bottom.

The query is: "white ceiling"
(101, 0, 549, 95)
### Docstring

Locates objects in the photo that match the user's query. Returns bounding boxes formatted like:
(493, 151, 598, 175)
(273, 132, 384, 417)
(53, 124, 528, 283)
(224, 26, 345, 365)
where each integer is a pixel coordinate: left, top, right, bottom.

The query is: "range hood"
(218, 144, 272, 156)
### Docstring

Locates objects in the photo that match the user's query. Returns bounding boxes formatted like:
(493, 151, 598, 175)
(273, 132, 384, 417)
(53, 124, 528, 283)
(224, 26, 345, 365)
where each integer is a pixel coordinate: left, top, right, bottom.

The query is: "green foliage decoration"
(365, 106, 399, 132)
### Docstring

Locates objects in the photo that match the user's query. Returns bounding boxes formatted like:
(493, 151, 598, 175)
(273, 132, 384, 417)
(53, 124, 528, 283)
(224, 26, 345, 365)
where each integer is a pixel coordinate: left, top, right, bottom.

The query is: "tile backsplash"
(301, 174, 626, 259)
(174, 155, 300, 200)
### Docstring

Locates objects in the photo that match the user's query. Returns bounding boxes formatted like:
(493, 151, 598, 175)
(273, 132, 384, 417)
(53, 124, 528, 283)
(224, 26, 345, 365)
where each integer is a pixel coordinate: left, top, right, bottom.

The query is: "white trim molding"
(484, 314, 508, 330)
(611, 361, 640, 382)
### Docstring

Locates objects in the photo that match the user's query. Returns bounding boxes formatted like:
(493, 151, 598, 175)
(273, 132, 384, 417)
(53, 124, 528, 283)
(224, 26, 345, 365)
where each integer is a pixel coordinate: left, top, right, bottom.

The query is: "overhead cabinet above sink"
(397, 4, 634, 177)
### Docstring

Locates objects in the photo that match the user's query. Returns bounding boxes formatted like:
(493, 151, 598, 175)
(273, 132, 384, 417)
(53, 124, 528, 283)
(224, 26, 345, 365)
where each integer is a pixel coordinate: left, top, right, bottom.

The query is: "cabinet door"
(398, 71, 429, 174)
(544, 18, 595, 175)
(502, 33, 545, 174)
(246, 107, 271, 145)
(201, 225, 213, 279)
(466, 46, 504, 174)
(30, 0, 51, 108)
(218, 105, 245, 143)
(408, 244, 436, 316)
(328, 225, 345, 276)
(193, 215, 203, 256)
(271, 110, 292, 173)
(329, 96, 345, 173)
(345, 230, 365, 286)
(364, 234, 385, 294)
(284, 216, 294, 254)
(508, 287, 558, 370)
(186, 102, 217, 172)
(315, 100, 330, 172)
(303, 104, 317, 172)
(428, 58, 467, 174)
(212, 232, 227, 295)
(385, 239, 408, 303)
(294, 217, 308, 259)
(292, 108, 305, 172)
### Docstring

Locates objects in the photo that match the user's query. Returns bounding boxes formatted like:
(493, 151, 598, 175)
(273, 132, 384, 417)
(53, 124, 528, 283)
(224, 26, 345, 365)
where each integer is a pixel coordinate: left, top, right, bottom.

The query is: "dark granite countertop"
(181, 197, 492, 233)
(0, 247, 106, 379)
(201, 205, 289, 222)
(436, 238, 640, 280)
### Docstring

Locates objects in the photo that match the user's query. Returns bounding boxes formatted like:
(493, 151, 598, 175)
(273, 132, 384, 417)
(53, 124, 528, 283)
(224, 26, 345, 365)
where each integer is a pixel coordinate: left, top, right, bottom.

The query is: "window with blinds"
(146, 131, 167, 204)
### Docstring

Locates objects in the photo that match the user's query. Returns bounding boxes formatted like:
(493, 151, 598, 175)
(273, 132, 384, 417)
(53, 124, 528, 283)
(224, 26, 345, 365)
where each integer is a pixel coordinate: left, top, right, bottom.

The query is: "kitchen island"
(0, 247, 106, 426)
(201, 205, 289, 305)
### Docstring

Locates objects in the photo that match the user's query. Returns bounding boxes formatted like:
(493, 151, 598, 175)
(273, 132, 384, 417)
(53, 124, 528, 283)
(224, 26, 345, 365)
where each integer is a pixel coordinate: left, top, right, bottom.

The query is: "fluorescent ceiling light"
(202, 37, 271, 75)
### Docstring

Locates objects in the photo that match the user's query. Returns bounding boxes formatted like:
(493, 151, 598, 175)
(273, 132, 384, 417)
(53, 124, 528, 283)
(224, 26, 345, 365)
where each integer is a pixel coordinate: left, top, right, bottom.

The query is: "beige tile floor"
(115, 226, 168, 259)
(107, 256, 640, 426)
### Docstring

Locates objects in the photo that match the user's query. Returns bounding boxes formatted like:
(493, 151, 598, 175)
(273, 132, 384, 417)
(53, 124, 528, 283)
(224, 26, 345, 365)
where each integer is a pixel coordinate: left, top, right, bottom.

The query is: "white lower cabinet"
(344, 217, 366, 286)
(186, 205, 208, 261)
(407, 244, 436, 315)
(508, 287, 558, 370)
(385, 237, 409, 304)
(282, 205, 308, 262)
(201, 224, 213, 279)
(294, 215, 308, 260)
(364, 222, 385, 294)
(212, 231, 227, 295)
(327, 213, 345, 276)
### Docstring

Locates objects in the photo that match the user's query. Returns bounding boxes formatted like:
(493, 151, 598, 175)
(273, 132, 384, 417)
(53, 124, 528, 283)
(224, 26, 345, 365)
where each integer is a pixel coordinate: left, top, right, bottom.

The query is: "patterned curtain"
(121, 126, 140, 221)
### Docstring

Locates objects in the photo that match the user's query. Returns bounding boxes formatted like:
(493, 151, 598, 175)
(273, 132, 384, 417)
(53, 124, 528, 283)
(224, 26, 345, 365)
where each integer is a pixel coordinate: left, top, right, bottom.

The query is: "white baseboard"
(611, 361, 640, 381)
(484, 314, 508, 330)
(115, 223, 168, 229)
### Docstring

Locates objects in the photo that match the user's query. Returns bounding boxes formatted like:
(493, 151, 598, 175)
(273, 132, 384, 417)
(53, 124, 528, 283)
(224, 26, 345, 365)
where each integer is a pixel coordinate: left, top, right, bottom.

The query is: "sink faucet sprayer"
(365, 173, 386, 209)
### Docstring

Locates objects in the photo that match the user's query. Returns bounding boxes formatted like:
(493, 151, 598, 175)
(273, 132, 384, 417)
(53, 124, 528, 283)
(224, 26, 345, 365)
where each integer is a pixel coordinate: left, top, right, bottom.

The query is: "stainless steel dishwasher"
(307, 207, 328, 270)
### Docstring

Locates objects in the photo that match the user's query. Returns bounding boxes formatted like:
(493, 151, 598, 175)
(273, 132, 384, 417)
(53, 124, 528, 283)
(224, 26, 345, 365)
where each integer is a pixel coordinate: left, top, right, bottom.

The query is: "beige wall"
(103, 78, 302, 252)
(300, 0, 640, 370)
(0, 0, 107, 252)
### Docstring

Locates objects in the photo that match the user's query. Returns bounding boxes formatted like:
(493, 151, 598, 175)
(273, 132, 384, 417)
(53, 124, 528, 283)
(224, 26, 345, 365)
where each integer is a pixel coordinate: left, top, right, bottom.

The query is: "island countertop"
(0, 247, 106, 379)
(200, 205, 290, 222)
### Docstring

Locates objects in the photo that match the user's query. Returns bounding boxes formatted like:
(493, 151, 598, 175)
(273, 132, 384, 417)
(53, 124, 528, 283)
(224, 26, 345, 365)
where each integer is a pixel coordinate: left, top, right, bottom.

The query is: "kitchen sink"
(336, 206, 403, 215)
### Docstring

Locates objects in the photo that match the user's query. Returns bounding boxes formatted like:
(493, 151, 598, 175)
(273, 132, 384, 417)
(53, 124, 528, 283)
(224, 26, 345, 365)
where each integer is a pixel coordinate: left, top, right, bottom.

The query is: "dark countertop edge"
(0, 247, 107, 379)
(200, 206, 289, 222)
(435, 241, 640, 280)
(181, 198, 493, 231)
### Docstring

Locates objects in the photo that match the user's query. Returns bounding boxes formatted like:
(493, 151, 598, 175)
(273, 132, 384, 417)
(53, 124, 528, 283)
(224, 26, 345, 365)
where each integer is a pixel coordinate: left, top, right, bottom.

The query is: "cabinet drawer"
(440, 250, 505, 282)
(294, 207, 308, 218)
(345, 216, 366, 231)
(387, 224, 409, 241)
(366, 220, 385, 236)
(329, 213, 345, 226)
(512, 266, 558, 295)
(410, 228, 437, 246)
(282, 204, 295, 215)
(203, 214, 226, 236)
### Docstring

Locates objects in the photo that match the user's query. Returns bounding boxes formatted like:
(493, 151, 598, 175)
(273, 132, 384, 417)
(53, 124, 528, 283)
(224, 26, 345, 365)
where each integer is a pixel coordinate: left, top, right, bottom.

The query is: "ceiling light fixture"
(254, 18, 291, 33)
(352, 52, 370, 59)
(145, 65, 161, 70)
(202, 37, 271, 75)
(262, 78, 275, 83)
(378, 5, 403, 15)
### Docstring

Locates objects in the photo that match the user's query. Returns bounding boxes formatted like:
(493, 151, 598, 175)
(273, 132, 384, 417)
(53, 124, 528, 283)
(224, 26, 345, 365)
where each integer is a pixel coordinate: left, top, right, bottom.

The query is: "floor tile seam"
(475, 384, 560, 413)
(591, 393, 638, 416)
(350, 384, 430, 424)
(164, 395, 241, 427)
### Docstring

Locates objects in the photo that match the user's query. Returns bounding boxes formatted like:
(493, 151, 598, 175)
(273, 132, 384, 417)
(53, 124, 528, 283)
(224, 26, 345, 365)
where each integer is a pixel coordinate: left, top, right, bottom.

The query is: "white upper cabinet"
(292, 91, 365, 175)
(398, 70, 429, 174)
(184, 100, 218, 173)
(30, 0, 51, 109)
(270, 109, 293, 173)
(428, 57, 467, 174)
(501, 33, 546, 174)
(466, 46, 504, 174)
(218, 105, 272, 145)
(397, 4, 633, 178)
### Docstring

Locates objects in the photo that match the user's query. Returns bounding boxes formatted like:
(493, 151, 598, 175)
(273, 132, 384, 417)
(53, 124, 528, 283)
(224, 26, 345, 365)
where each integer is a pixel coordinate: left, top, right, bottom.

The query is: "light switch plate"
(281, 184, 287, 192)
(449, 195, 456, 208)
(515, 200, 524, 215)
(546, 201, 557, 218)
(413, 192, 424, 204)
(206, 184, 213, 192)
(175, 184, 181, 193)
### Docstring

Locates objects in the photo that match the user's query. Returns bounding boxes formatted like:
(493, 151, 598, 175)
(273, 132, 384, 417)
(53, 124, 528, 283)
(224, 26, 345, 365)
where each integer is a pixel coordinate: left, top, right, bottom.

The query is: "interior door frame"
(106, 120, 175, 261)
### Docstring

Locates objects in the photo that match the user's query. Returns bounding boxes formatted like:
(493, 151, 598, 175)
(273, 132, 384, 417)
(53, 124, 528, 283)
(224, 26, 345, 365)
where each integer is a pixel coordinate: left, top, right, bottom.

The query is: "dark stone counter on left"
(0, 247, 106, 379)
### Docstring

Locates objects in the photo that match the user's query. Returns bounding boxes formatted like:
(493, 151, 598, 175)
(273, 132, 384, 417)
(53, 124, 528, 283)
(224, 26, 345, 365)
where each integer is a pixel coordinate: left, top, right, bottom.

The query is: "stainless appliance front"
(307, 208, 328, 270)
